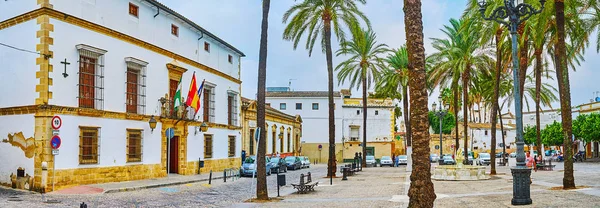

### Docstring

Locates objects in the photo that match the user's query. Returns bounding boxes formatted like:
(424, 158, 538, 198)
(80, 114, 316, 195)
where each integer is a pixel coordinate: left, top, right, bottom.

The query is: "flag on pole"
(173, 77, 183, 111)
(193, 79, 206, 115)
(186, 72, 199, 110)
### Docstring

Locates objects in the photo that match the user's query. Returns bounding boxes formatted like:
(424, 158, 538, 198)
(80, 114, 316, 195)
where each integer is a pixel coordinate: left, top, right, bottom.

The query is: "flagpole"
(193, 79, 206, 120)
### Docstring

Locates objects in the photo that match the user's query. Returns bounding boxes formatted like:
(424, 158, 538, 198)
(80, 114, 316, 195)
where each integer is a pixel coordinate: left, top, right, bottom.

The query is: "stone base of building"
(186, 158, 241, 175)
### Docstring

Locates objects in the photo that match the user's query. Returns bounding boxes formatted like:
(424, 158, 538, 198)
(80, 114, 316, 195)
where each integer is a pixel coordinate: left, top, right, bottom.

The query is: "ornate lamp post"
(432, 96, 449, 165)
(478, 0, 545, 205)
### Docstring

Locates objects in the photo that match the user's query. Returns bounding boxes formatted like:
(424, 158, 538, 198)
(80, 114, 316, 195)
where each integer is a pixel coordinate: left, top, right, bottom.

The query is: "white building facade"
(0, 0, 244, 192)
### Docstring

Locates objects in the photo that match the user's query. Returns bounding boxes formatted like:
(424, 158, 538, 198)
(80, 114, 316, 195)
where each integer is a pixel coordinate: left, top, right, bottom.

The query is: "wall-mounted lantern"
(149, 115, 157, 132)
(200, 122, 209, 132)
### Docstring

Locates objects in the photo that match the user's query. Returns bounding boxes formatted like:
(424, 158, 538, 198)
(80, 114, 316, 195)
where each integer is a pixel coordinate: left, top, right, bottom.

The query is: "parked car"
(284, 156, 302, 170)
(397, 155, 408, 165)
(476, 153, 491, 166)
(441, 155, 456, 165)
(241, 156, 272, 177)
(545, 150, 558, 156)
(467, 155, 474, 165)
(300, 156, 311, 168)
(380, 156, 393, 167)
(495, 152, 505, 158)
(365, 155, 377, 167)
(270, 157, 287, 173)
(430, 154, 439, 163)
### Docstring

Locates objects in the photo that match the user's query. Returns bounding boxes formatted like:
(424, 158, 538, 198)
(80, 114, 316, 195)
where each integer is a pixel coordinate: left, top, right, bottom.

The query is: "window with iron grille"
(350, 126, 359, 141)
(228, 136, 236, 157)
(77, 44, 106, 110)
(249, 129, 255, 155)
(204, 134, 213, 159)
(204, 42, 210, 52)
(280, 133, 284, 153)
(171, 24, 179, 37)
(202, 85, 215, 123)
(79, 127, 100, 164)
(227, 91, 238, 126)
(126, 129, 143, 162)
(169, 79, 179, 117)
(125, 58, 147, 114)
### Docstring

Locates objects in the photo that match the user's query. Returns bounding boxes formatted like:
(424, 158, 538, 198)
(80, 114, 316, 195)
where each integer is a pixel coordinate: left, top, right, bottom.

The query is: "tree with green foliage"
(283, 0, 370, 177)
(523, 125, 537, 146)
(541, 121, 565, 146)
(573, 113, 600, 156)
(428, 111, 456, 135)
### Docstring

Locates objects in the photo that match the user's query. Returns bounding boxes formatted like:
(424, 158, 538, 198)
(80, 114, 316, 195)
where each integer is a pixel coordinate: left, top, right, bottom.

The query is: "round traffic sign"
(51, 116, 62, 130)
(51, 135, 61, 149)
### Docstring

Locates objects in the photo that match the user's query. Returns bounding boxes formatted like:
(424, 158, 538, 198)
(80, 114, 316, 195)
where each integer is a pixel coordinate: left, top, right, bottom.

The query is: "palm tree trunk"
(490, 30, 502, 175)
(403, 85, 411, 148)
(454, 86, 459, 155)
(478, 103, 482, 123)
(323, 15, 337, 178)
(362, 76, 368, 166)
(463, 66, 470, 163)
(498, 103, 506, 157)
(535, 49, 543, 159)
(404, 0, 436, 206)
(255, 0, 270, 200)
(554, 0, 575, 189)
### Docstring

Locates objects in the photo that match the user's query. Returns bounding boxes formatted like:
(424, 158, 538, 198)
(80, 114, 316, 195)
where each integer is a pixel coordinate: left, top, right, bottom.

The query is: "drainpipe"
(197, 32, 204, 61)
(154, 7, 160, 18)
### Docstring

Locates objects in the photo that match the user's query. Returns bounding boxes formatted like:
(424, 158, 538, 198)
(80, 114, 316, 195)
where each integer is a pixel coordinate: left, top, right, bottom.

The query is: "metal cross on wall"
(61, 58, 70, 78)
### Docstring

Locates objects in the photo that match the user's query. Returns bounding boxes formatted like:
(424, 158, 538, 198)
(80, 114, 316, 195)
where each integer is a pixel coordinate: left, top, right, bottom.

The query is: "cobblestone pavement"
(241, 166, 408, 208)
(0, 165, 327, 207)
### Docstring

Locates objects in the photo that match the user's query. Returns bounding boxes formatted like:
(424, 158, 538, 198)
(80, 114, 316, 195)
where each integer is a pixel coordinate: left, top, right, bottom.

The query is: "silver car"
(300, 156, 311, 168)
(365, 155, 377, 167)
(398, 155, 408, 165)
(380, 156, 393, 167)
(476, 153, 491, 166)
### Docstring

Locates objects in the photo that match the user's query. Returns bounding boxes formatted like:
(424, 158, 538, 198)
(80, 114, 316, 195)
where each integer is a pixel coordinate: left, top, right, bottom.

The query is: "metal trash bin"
(199, 159, 205, 168)
(277, 174, 286, 186)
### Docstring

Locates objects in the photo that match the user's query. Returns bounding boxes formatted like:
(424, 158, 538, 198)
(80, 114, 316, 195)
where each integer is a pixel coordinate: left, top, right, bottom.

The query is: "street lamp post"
(432, 96, 449, 165)
(478, 0, 545, 205)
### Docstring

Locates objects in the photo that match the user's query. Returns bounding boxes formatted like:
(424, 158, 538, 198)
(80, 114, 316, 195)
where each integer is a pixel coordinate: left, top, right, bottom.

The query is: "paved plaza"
(1, 161, 600, 207)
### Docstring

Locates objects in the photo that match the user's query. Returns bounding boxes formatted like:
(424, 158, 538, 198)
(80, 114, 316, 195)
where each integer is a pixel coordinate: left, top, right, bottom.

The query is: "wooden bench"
(537, 159, 555, 171)
(291, 172, 318, 194)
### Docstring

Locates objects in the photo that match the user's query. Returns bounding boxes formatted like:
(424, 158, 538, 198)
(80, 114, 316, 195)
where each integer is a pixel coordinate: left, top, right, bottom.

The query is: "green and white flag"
(173, 77, 183, 111)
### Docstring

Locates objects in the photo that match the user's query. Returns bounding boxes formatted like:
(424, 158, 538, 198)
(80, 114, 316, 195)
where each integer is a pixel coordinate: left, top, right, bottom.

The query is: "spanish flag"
(186, 73, 201, 113)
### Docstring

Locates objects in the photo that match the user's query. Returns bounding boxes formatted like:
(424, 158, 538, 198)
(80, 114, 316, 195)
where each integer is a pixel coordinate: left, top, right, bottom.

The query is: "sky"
(160, 0, 600, 112)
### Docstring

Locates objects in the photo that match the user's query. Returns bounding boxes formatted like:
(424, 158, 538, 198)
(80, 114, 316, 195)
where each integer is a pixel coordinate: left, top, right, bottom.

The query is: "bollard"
(342, 168, 348, 181)
(209, 170, 213, 185)
(41, 162, 48, 193)
(80, 202, 87, 208)
(224, 170, 227, 182)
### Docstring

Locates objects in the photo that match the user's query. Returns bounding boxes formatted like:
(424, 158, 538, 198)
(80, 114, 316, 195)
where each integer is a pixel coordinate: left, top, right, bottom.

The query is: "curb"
(103, 176, 231, 194)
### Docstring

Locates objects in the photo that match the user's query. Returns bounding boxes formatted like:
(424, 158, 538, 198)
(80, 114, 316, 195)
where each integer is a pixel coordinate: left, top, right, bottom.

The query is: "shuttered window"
(203, 86, 215, 122)
(129, 3, 138, 17)
(79, 127, 99, 164)
(169, 79, 178, 117)
(350, 126, 359, 141)
(249, 129, 255, 155)
(228, 136, 236, 157)
(126, 129, 143, 162)
(287, 133, 291, 153)
(125, 59, 146, 114)
(227, 91, 238, 126)
(77, 45, 105, 110)
(204, 134, 213, 159)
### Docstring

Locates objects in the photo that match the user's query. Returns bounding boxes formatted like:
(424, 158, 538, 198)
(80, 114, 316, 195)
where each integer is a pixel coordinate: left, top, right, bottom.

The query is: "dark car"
(284, 156, 302, 170)
(270, 157, 287, 173)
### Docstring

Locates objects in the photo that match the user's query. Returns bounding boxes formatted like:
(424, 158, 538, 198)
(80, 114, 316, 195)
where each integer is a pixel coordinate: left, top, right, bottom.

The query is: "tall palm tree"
(336, 27, 389, 166)
(283, 0, 370, 178)
(255, 0, 270, 200)
(404, 0, 436, 206)
(554, 0, 575, 189)
(376, 47, 411, 149)
(429, 17, 493, 162)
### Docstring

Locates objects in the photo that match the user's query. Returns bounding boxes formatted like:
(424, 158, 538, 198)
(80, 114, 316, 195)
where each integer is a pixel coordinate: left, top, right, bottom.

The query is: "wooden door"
(169, 136, 179, 174)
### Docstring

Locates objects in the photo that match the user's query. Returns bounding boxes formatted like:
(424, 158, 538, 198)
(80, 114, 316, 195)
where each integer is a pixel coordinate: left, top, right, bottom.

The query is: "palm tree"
(429, 17, 493, 162)
(255, 0, 270, 200)
(404, 0, 436, 206)
(336, 27, 389, 166)
(283, 0, 370, 178)
(376, 47, 411, 149)
(554, 0, 575, 189)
